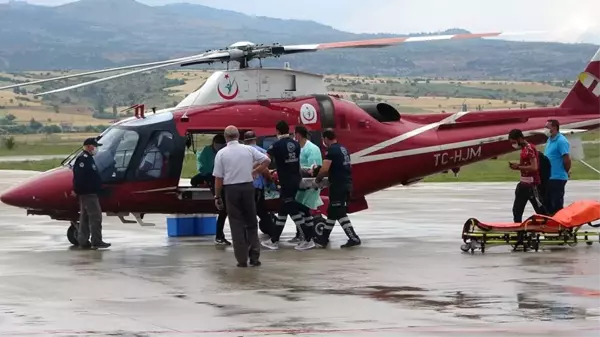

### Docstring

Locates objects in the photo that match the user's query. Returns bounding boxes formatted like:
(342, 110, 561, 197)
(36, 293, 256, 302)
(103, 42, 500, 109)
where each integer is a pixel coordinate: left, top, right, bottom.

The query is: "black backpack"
(537, 150, 551, 185)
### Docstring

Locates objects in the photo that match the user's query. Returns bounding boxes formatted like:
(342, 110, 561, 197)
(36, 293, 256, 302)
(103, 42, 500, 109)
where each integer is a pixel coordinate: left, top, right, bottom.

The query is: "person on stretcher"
(508, 129, 549, 223)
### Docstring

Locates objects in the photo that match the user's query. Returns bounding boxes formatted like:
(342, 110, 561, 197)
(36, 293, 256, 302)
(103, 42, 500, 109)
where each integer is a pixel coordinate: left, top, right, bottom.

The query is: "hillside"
(0, 0, 597, 80)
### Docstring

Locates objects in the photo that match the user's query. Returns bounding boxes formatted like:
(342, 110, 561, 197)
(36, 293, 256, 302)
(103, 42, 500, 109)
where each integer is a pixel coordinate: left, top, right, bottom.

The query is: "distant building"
(60, 122, 73, 132)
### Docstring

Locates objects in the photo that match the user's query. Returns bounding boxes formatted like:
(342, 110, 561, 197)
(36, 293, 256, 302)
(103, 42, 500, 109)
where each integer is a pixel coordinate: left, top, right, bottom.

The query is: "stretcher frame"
(460, 200, 600, 254)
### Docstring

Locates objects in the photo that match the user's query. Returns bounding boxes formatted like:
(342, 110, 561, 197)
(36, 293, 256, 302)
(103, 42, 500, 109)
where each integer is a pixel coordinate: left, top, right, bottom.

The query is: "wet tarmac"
(0, 171, 599, 336)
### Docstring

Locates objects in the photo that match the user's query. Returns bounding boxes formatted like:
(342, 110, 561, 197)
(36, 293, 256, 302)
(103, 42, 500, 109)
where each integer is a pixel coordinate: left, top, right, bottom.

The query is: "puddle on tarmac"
(257, 284, 599, 322)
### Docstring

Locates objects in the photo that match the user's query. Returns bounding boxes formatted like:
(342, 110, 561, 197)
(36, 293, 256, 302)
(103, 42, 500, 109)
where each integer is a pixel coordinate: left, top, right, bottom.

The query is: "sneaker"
(314, 237, 329, 248)
(294, 240, 316, 251)
(91, 242, 111, 249)
(340, 239, 361, 248)
(261, 239, 279, 250)
(215, 238, 231, 246)
(249, 260, 262, 267)
(287, 235, 302, 244)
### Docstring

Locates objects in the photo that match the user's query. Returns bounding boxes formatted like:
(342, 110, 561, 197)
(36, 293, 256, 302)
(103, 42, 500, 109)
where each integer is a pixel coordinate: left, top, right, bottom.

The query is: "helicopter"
(0, 31, 598, 246)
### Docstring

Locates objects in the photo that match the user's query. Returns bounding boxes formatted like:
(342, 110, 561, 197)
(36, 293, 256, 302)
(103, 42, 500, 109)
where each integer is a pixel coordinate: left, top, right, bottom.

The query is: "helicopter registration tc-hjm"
(0, 32, 599, 246)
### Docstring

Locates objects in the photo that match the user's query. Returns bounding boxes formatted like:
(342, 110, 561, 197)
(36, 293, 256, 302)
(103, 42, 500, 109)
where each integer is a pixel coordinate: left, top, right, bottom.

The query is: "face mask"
(322, 141, 328, 148)
(543, 129, 552, 137)
(90, 148, 98, 156)
(511, 143, 520, 149)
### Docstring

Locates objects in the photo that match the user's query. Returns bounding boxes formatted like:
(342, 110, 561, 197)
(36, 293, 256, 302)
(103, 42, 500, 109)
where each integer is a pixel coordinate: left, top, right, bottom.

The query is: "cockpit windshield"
(67, 127, 139, 182)
(95, 128, 139, 181)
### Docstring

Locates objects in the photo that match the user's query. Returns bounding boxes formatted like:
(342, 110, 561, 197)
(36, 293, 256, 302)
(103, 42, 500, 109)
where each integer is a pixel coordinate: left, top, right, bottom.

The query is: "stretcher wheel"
(460, 244, 470, 252)
(67, 222, 78, 246)
(586, 242, 593, 246)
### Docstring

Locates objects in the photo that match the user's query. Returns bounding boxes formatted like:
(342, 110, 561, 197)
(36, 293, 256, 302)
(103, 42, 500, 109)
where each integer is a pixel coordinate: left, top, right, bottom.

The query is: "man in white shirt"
(213, 125, 271, 268)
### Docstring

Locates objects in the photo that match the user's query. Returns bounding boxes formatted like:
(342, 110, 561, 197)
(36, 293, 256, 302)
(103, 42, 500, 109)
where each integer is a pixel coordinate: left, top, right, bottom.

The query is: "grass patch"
(0, 143, 80, 156)
(0, 159, 63, 171)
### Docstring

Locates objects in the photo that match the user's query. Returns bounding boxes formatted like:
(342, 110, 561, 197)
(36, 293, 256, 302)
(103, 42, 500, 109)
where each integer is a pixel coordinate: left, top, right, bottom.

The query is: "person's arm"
(212, 152, 224, 198)
(197, 147, 211, 174)
(315, 149, 333, 183)
(559, 138, 572, 173)
(518, 149, 538, 172)
(250, 146, 271, 175)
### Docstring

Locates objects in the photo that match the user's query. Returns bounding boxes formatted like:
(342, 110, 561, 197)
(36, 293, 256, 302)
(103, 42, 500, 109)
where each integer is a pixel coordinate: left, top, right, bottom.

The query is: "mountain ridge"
(0, 0, 597, 80)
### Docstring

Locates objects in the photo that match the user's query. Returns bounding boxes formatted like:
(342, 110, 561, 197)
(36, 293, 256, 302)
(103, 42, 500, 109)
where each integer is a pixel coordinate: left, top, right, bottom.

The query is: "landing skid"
(107, 212, 156, 226)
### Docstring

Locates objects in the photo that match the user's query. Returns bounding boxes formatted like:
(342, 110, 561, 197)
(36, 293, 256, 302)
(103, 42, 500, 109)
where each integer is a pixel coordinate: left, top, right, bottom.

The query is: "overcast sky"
(5, 0, 599, 43)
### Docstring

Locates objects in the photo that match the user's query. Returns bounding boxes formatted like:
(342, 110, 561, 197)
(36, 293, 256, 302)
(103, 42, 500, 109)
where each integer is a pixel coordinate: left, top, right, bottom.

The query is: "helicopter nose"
(0, 186, 28, 208)
(0, 167, 74, 210)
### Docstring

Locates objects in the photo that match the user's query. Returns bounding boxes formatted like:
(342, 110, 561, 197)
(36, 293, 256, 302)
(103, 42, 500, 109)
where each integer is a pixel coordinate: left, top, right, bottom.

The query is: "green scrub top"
(295, 140, 324, 210)
(197, 145, 217, 176)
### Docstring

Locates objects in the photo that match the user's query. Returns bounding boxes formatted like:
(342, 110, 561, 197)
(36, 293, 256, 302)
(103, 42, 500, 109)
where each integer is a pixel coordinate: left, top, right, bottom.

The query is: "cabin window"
(93, 128, 139, 182)
(284, 74, 297, 91)
(135, 131, 174, 180)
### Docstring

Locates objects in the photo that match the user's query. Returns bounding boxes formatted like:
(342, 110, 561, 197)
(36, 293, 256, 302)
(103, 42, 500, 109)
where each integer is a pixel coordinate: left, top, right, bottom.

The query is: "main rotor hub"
(229, 41, 256, 50)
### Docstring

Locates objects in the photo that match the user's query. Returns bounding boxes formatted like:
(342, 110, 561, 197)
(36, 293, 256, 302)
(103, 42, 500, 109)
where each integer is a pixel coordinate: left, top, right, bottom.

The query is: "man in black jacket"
(73, 138, 111, 249)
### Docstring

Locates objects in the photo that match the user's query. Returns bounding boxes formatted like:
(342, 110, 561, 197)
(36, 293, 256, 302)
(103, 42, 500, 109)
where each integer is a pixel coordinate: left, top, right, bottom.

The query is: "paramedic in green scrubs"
(290, 125, 323, 246)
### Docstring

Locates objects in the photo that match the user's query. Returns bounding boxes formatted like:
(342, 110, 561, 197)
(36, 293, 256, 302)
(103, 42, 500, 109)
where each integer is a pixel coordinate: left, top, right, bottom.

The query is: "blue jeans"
(545, 179, 567, 215)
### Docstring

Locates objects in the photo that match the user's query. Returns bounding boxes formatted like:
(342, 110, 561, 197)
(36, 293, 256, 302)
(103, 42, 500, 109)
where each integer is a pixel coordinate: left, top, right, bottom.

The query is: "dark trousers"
(216, 202, 227, 240)
(545, 179, 567, 215)
(320, 184, 360, 243)
(224, 182, 260, 265)
(270, 184, 312, 243)
(512, 182, 547, 223)
(255, 188, 274, 236)
(204, 178, 227, 240)
(77, 194, 103, 245)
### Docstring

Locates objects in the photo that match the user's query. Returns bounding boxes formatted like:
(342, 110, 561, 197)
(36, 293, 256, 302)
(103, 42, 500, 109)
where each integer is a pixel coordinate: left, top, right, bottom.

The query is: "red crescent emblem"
(217, 78, 239, 100)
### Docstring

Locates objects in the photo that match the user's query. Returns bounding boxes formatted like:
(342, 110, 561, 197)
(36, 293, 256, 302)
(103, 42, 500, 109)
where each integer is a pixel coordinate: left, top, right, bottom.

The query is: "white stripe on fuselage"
(351, 110, 472, 158)
(350, 118, 600, 165)
(592, 47, 600, 62)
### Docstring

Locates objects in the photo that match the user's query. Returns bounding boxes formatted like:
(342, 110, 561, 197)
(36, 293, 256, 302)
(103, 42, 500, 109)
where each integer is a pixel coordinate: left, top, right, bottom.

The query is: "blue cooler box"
(167, 214, 196, 237)
(195, 214, 217, 236)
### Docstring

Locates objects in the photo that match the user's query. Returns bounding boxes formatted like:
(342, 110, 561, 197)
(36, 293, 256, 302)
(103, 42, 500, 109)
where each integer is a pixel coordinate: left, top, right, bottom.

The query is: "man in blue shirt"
(243, 130, 274, 236)
(543, 119, 572, 215)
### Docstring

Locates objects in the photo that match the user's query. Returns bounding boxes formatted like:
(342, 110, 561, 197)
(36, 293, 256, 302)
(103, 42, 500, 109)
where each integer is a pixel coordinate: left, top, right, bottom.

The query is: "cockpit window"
(135, 131, 174, 180)
(93, 128, 140, 182)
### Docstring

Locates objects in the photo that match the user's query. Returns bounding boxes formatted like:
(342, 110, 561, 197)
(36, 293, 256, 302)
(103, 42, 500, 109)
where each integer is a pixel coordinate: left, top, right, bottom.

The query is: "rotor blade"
(283, 31, 508, 54)
(0, 52, 214, 91)
(34, 51, 231, 97)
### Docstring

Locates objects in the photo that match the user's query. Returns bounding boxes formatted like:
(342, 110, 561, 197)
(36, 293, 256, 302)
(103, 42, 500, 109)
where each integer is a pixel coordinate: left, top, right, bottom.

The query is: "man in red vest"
(508, 129, 548, 223)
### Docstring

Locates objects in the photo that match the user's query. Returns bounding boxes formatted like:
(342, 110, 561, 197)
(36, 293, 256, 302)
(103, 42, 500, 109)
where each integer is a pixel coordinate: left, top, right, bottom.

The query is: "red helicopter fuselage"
(1, 56, 599, 224)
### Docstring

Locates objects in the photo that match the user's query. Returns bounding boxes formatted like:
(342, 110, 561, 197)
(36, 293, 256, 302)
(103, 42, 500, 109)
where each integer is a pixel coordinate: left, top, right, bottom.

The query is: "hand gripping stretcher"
(461, 200, 600, 254)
